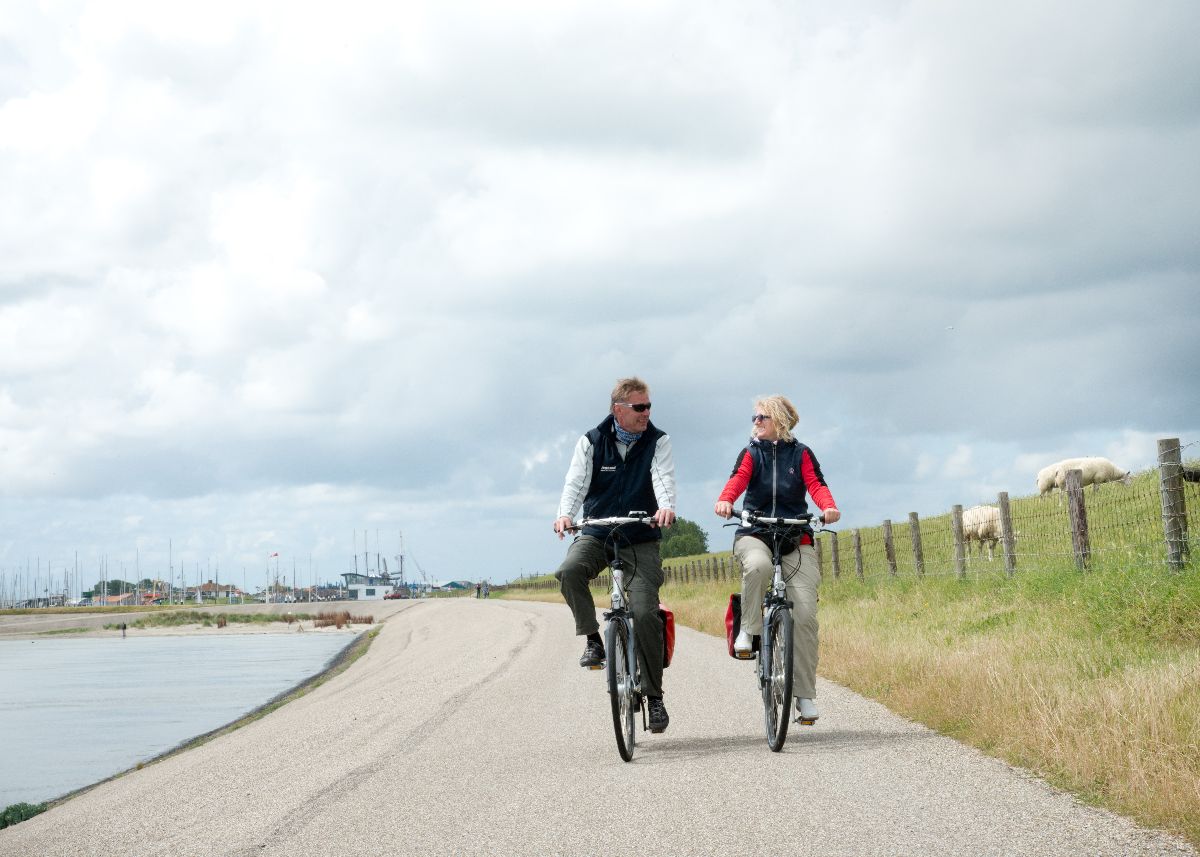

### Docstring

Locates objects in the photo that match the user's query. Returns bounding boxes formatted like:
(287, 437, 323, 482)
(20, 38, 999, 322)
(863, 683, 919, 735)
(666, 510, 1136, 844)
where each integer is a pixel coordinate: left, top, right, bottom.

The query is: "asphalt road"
(1, 598, 1193, 857)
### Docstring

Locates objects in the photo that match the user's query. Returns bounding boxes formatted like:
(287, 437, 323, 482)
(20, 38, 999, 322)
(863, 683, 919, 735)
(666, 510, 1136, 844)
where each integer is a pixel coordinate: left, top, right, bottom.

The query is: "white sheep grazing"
(1037, 456, 1131, 496)
(962, 504, 1001, 561)
(1036, 461, 1070, 496)
(1051, 457, 1132, 493)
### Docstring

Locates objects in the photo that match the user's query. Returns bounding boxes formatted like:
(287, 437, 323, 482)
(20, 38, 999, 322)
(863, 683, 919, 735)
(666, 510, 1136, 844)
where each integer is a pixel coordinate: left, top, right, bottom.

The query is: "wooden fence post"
(909, 512, 925, 578)
(997, 491, 1016, 578)
(853, 529, 864, 581)
(1065, 468, 1091, 570)
(815, 538, 824, 579)
(882, 519, 898, 577)
(1158, 438, 1188, 571)
(951, 505, 966, 580)
(831, 531, 841, 579)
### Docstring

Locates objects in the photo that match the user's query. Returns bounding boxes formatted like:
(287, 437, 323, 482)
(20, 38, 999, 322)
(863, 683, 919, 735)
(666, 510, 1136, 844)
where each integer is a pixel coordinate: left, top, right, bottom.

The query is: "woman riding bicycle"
(714, 394, 840, 724)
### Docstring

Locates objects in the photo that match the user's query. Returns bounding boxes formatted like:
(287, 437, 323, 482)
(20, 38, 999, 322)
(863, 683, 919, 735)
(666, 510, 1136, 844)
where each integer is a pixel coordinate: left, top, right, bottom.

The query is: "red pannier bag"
(725, 593, 759, 658)
(658, 603, 676, 667)
(725, 593, 741, 657)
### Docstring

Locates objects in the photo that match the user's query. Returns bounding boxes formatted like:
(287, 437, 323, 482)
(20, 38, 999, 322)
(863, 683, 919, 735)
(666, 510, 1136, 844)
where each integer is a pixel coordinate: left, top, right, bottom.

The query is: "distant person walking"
(552, 376, 676, 733)
(475, 583, 481, 599)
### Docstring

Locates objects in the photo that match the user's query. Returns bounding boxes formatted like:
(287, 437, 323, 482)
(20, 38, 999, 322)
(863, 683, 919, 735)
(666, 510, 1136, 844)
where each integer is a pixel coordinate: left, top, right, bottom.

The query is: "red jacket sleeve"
(718, 449, 754, 504)
(802, 448, 837, 512)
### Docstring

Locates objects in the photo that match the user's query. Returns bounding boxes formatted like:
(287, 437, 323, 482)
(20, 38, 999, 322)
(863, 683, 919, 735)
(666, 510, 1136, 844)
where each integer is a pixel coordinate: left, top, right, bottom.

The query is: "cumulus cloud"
(1, 0, 1197, 592)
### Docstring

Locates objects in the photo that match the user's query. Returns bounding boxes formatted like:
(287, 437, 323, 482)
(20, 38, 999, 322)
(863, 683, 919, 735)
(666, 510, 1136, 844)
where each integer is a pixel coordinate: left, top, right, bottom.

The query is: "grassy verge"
(0, 802, 47, 830)
(814, 564, 1200, 847)
(105, 610, 314, 629)
(1, 605, 199, 616)
(501, 562, 1200, 848)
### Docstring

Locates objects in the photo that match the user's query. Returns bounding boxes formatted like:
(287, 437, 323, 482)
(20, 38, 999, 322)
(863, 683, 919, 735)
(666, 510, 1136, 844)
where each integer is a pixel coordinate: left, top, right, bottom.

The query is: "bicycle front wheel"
(605, 619, 636, 762)
(763, 607, 794, 752)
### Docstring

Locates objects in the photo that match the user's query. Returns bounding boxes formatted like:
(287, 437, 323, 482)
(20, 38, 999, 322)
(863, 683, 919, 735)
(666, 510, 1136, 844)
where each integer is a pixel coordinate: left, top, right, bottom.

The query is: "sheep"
(1052, 457, 1131, 493)
(1037, 456, 1131, 497)
(1036, 462, 1065, 496)
(962, 504, 1001, 561)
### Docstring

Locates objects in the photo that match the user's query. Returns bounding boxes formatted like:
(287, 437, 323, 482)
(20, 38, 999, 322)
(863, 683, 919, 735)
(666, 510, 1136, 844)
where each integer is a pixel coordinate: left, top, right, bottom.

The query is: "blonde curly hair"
(753, 395, 800, 442)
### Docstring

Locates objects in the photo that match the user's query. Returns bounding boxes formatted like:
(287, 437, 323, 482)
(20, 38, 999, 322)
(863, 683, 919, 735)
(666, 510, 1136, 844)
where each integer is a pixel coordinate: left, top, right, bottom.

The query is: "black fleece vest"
(581, 415, 665, 544)
(738, 438, 817, 544)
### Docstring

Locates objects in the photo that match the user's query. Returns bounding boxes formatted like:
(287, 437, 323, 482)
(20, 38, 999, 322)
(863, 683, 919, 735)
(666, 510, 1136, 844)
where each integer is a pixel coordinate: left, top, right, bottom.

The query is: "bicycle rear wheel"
(763, 607, 794, 752)
(606, 619, 636, 761)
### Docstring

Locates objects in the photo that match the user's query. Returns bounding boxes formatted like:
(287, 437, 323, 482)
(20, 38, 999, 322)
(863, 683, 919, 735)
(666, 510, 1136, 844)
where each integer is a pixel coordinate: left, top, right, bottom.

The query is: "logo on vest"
(600, 465, 617, 473)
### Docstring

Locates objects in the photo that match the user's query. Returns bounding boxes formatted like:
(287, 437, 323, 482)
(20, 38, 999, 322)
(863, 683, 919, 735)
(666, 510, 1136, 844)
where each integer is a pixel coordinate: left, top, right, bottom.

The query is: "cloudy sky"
(2, 0, 1197, 595)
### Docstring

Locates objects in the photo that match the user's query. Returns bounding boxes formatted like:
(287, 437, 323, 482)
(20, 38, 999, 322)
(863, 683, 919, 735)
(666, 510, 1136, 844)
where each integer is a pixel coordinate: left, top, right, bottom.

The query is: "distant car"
(383, 591, 407, 600)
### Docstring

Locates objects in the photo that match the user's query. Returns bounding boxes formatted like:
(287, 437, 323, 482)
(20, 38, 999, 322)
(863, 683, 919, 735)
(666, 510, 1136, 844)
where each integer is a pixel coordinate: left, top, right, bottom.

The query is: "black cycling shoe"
(647, 697, 669, 733)
(579, 639, 605, 668)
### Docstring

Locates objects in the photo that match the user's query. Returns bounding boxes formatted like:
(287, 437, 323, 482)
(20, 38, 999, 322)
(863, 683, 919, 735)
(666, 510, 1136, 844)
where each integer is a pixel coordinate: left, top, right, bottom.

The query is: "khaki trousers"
(733, 535, 820, 699)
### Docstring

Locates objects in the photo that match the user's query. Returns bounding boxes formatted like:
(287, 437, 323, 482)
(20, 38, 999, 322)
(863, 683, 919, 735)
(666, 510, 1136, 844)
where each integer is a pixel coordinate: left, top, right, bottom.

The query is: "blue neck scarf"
(614, 421, 643, 446)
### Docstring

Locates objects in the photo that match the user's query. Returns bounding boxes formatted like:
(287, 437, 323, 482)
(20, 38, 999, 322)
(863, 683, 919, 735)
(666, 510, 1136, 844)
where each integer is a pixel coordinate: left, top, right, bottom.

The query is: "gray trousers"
(554, 535, 666, 698)
(734, 535, 820, 699)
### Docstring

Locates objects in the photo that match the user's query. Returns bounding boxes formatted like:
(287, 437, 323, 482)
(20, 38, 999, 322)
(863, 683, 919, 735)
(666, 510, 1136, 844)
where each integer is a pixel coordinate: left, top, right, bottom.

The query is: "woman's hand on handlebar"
(714, 500, 734, 519)
(822, 508, 841, 524)
(554, 516, 574, 540)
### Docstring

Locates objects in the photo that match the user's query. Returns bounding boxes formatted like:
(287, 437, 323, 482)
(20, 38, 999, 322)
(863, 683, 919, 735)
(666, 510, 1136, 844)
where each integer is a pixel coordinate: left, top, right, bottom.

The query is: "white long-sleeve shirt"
(556, 432, 676, 522)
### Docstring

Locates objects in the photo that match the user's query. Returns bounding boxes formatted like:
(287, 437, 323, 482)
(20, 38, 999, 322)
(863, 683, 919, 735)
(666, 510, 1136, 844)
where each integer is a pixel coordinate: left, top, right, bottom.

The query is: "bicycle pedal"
(733, 651, 755, 660)
(797, 717, 817, 726)
(587, 662, 605, 670)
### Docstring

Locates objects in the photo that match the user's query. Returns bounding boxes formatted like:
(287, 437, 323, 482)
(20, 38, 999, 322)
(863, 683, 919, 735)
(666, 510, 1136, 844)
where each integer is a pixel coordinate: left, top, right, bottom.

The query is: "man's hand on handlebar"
(653, 508, 676, 529)
(554, 516, 574, 540)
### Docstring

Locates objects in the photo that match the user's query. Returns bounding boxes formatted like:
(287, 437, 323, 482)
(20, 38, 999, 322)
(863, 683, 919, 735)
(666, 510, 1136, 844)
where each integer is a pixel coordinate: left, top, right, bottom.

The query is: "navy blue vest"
(581, 415, 665, 544)
(736, 437, 821, 545)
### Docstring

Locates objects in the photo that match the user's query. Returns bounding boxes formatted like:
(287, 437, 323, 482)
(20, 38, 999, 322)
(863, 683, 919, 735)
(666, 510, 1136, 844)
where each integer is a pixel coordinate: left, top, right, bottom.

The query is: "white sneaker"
(733, 630, 753, 655)
(796, 697, 819, 723)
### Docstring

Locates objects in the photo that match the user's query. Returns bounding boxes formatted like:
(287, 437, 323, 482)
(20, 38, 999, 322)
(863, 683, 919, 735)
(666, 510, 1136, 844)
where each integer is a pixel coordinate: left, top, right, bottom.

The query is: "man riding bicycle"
(553, 376, 677, 733)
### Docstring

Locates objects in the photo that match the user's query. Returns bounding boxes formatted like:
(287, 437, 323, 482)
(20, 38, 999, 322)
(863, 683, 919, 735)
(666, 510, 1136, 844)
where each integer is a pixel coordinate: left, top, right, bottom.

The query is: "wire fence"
(832, 437, 1197, 582)
(504, 437, 1197, 593)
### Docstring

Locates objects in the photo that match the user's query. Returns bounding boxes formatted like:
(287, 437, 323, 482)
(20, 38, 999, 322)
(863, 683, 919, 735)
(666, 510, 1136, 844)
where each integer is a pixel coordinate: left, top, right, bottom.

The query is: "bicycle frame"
(604, 558, 643, 716)
(568, 513, 656, 761)
(758, 534, 793, 689)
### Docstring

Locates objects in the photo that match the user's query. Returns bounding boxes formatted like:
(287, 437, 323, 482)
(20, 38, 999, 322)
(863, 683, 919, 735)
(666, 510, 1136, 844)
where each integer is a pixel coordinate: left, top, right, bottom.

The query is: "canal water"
(0, 633, 357, 807)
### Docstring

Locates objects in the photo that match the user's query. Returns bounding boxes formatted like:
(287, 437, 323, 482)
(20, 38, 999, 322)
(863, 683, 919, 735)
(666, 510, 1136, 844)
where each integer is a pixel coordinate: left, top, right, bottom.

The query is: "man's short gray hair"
(610, 376, 649, 404)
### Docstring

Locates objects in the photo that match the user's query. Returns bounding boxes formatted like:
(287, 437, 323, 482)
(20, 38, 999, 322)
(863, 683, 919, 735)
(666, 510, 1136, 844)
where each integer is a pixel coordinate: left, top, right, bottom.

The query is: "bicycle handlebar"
(728, 508, 824, 527)
(565, 513, 657, 532)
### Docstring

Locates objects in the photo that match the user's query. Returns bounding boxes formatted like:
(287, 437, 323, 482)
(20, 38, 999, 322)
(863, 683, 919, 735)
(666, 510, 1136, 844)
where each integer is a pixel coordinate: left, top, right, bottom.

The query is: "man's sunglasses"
(615, 402, 652, 413)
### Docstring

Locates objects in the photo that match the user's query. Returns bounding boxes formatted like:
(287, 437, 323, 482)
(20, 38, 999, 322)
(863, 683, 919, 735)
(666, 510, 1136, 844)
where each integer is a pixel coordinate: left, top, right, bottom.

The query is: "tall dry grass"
(814, 567, 1200, 847)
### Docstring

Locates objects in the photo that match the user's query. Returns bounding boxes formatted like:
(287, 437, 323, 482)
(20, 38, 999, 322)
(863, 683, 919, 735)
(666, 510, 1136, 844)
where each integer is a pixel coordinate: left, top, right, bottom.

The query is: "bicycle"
(566, 512, 658, 762)
(726, 508, 825, 752)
